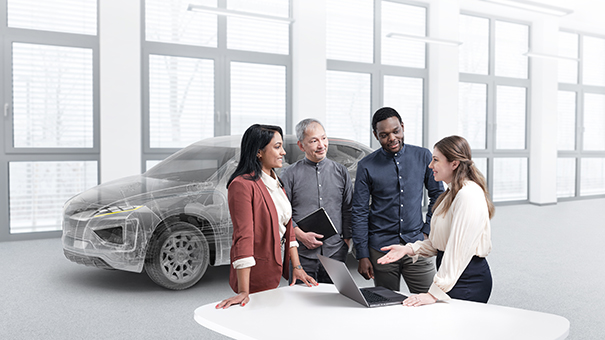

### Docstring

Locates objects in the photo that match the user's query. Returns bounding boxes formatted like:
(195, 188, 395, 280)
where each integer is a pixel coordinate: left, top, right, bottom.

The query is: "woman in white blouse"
(378, 135, 495, 306)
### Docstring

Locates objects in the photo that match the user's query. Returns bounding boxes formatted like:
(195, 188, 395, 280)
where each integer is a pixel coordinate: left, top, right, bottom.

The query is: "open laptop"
(318, 254, 407, 308)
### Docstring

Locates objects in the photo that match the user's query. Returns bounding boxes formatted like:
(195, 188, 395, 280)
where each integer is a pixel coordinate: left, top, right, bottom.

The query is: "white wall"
(292, 0, 327, 132)
(99, 0, 142, 183)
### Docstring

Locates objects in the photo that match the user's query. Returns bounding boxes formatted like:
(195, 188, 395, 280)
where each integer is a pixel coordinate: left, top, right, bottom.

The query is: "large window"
(326, 0, 427, 148)
(459, 13, 530, 202)
(0, 0, 99, 240)
(557, 31, 605, 199)
(143, 0, 292, 168)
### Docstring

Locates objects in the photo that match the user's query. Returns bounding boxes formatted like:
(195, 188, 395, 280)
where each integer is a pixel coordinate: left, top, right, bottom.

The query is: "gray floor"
(1, 198, 604, 339)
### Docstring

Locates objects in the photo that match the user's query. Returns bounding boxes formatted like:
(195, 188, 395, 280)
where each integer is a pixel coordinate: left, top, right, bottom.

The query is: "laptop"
(318, 254, 407, 308)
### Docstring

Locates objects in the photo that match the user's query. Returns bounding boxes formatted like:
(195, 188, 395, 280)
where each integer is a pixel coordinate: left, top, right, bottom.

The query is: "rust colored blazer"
(227, 174, 295, 294)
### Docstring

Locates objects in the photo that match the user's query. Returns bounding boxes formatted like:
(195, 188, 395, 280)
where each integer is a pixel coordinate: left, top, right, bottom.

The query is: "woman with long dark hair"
(378, 135, 494, 305)
(217, 124, 316, 309)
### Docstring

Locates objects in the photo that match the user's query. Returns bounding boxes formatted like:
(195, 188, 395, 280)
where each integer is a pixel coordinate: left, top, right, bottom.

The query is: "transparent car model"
(62, 135, 373, 290)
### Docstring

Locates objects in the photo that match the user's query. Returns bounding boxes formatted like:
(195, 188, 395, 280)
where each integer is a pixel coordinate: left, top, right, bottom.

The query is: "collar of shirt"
(302, 156, 327, 170)
(260, 169, 282, 192)
(378, 143, 406, 160)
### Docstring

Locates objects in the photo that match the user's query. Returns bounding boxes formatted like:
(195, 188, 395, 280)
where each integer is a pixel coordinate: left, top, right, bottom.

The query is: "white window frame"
(459, 11, 531, 203)
(0, 0, 100, 241)
(141, 0, 293, 169)
(557, 30, 605, 201)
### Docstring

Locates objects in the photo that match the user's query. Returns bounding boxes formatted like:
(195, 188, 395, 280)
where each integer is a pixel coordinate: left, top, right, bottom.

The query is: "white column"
(99, 0, 142, 183)
(529, 17, 559, 205)
(291, 0, 327, 132)
(426, 0, 461, 148)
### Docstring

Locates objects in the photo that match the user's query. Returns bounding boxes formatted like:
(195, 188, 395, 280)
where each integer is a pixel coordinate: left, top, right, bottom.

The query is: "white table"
(194, 284, 569, 340)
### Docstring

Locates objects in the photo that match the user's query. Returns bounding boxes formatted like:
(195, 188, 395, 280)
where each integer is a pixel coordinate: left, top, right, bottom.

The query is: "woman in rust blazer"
(217, 124, 317, 309)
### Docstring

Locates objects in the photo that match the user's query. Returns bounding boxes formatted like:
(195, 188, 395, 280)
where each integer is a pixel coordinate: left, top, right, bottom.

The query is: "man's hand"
(295, 228, 323, 249)
(357, 257, 374, 280)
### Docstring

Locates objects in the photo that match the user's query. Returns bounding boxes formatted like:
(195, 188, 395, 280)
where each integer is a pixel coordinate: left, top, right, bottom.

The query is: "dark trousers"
(291, 243, 349, 284)
(436, 250, 492, 303)
(369, 247, 435, 294)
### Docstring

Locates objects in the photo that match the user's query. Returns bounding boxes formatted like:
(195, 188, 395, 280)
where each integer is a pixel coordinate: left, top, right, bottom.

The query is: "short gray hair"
(295, 118, 325, 142)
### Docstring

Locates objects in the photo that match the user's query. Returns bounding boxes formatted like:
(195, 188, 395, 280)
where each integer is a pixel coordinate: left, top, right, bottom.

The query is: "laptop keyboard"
(361, 289, 389, 304)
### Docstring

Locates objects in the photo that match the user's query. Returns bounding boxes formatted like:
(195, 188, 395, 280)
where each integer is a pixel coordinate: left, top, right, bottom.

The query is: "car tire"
(145, 221, 209, 290)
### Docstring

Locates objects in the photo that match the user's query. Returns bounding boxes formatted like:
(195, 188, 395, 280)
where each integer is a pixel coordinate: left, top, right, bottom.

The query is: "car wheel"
(145, 222, 209, 290)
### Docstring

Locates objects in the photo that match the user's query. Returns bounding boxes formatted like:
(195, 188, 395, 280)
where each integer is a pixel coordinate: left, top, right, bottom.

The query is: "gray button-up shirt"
(280, 157, 353, 259)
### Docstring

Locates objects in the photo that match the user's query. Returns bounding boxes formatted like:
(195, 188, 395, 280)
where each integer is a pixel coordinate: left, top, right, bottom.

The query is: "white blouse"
(409, 180, 492, 301)
(232, 170, 298, 269)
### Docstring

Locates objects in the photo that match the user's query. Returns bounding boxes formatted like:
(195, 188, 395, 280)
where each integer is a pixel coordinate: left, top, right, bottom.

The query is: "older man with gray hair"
(280, 118, 353, 283)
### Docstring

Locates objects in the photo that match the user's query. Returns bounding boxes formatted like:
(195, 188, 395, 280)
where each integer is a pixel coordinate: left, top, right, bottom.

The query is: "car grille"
(64, 250, 114, 270)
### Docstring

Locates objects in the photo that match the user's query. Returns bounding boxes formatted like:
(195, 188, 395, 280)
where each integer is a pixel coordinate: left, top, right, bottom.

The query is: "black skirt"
(436, 250, 492, 303)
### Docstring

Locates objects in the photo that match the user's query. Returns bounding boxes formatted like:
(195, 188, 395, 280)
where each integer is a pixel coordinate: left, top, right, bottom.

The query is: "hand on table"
(216, 292, 250, 309)
(402, 293, 436, 307)
(291, 267, 318, 287)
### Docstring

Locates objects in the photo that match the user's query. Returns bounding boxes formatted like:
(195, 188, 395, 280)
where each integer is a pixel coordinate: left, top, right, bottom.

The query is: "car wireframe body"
(62, 135, 373, 290)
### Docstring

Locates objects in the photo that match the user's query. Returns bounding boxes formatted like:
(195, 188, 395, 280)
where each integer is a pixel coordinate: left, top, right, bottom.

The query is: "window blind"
(326, 70, 371, 146)
(383, 75, 424, 146)
(496, 85, 526, 150)
(145, 0, 218, 47)
(326, 0, 373, 63)
(557, 91, 577, 151)
(12, 43, 93, 148)
(381, 2, 425, 69)
(227, 0, 290, 54)
(9, 161, 97, 234)
(459, 15, 489, 75)
(556, 158, 576, 198)
(459, 82, 487, 149)
(495, 21, 528, 79)
(8, 0, 97, 35)
(230, 62, 286, 135)
(493, 157, 528, 202)
(149, 54, 214, 148)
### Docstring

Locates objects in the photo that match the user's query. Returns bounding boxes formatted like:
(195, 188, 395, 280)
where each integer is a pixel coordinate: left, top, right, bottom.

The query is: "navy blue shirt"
(351, 144, 444, 259)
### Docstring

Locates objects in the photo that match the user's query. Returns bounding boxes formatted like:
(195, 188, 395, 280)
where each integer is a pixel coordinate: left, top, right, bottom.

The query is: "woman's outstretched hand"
(377, 244, 412, 264)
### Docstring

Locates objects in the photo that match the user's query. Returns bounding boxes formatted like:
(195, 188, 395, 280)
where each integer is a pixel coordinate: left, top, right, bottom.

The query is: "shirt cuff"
(232, 256, 255, 269)
(428, 282, 451, 301)
(290, 241, 299, 248)
(408, 243, 420, 263)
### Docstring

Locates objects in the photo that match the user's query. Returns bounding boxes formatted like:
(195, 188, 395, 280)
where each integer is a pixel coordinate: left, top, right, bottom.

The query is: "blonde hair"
(432, 136, 495, 219)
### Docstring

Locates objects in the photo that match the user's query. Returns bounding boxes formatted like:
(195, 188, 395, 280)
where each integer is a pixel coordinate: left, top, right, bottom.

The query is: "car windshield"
(144, 144, 237, 182)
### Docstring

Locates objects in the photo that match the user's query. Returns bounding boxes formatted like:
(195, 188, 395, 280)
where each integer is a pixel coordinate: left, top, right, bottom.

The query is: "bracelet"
(293, 265, 303, 270)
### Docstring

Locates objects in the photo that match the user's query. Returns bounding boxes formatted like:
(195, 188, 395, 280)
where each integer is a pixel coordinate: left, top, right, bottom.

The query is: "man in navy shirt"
(352, 107, 444, 293)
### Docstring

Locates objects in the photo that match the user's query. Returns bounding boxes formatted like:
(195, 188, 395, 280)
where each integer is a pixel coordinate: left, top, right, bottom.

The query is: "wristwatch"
(293, 265, 303, 270)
